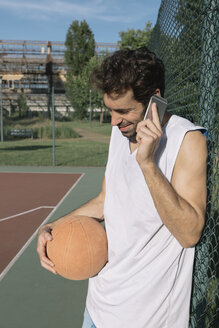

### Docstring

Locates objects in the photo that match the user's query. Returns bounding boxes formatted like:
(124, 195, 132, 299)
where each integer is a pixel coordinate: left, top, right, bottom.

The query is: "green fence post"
(190, 0, 218, 327)
(0, 77, 3, 142)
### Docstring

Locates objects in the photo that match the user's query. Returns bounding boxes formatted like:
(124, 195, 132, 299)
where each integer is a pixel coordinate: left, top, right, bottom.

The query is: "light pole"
(0, 77, 3, 142)
(52, 86, 55, 166)
(89, 89, 92, 128)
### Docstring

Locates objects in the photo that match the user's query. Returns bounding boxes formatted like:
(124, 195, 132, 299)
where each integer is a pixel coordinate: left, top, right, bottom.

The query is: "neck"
(161, 112, 172, 127)
(129, 134, 138, 143)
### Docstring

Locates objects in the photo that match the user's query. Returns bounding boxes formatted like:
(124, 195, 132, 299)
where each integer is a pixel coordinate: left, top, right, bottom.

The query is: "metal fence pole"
(89, 89, 92, 128)
(190, 0, 218, 327)
(0, 77, 3, 142)
(52, 86, 55, 166)
(199, 0, 218, 130)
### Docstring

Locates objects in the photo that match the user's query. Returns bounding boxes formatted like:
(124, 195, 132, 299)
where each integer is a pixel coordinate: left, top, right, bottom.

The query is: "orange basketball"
(47, 215, 108, 280)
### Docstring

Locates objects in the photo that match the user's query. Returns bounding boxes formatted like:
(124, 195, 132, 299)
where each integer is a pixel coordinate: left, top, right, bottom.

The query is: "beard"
(118, 121, 138, 139)
(118, 111, 145, 140)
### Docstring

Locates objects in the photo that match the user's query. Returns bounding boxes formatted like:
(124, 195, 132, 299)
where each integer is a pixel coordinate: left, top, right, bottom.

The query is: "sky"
(0, 0, 162, 44)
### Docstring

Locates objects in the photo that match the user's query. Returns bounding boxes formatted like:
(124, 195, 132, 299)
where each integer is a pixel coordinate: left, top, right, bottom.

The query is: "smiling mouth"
(118, 124, 132, 131)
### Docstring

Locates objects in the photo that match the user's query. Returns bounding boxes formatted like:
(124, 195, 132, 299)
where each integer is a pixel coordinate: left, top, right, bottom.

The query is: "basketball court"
(0, 166, 105, 328)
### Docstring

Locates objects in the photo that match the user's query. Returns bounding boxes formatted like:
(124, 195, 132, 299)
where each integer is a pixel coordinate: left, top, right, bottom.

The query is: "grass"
(0, 138, 109, 166)
(4, 117, 112, 139)
(0, 117, 111, 166)
(69, 120, 112, 136)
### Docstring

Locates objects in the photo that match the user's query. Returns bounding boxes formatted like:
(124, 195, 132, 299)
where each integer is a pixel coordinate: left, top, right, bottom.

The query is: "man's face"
(104, 90, 145, 139)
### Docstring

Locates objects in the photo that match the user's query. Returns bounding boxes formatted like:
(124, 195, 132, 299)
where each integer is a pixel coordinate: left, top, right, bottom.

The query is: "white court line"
(0, 206, 55, 222)
(0, 172, 85, 282)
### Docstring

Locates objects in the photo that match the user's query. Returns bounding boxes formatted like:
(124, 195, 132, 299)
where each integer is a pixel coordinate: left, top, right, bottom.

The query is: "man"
(37, 47, 207, 328)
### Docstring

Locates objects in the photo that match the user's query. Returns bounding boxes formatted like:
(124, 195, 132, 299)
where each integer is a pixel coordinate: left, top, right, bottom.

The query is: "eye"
(117, 109, 131, 115)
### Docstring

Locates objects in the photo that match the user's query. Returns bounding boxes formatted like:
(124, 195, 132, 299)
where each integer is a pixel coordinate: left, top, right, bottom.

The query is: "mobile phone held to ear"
(144, 95, 168, 123)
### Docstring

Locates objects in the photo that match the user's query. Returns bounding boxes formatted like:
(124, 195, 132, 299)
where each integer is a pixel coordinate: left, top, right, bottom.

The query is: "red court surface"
(0, 172, 82, 276)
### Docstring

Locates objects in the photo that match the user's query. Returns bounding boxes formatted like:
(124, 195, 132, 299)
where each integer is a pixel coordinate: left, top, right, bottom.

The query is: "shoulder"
(165, 115, 207, 153)
(180, 130, 207, 162)
(165, 115, 205, 133)
(172, 129, 207, 185)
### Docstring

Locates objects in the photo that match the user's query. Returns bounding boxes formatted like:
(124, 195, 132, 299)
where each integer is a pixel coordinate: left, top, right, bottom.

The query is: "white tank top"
(86, 115, 205, 328)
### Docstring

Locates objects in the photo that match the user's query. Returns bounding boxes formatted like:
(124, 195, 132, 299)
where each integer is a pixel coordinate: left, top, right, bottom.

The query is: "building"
(0, 40, 119, 116)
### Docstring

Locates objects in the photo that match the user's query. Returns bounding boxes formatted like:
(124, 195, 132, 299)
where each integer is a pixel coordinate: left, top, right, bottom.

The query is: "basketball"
(46, 215, 108, 280)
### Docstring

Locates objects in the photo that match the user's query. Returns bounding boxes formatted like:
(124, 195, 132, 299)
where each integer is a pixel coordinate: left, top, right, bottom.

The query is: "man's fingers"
(136, 127, 157, 143)
(139, 103, 162, 133)
(37, 232, 52, 253)
(41, 260, 57, 274)
(38, 246, 54, 267)
(40, 252, 55, 269)
(152, 103, 163, 131)
(37, 227, 57, 274)
(137, 121, 163, 139)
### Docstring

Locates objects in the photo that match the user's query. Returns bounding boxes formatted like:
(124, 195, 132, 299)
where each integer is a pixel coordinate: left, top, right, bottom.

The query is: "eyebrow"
(103, 102, 135, 112)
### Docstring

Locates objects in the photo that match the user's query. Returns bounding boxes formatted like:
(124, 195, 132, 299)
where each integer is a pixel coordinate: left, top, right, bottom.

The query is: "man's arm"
(37, 177, 106, 273)
(136, 106, 207, 248)
(61, 177, 106, 221)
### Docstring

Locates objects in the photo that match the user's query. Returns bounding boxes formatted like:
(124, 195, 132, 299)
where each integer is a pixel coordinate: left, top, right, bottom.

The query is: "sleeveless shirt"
(86, 115, 205, 328)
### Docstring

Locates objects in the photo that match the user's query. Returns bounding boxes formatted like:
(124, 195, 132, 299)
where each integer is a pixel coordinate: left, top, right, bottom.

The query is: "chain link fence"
(148, 0, 218, 327)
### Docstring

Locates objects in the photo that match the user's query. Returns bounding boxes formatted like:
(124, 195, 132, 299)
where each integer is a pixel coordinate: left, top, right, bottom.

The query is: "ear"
(155, 89, 161, 96)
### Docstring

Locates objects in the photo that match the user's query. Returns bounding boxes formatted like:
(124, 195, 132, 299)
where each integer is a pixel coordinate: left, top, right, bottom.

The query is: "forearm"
(140, 162, 204, 248)
(46, 177, 106, 229)
(49, 195, 104, 229)
(71, 194, 104, 220)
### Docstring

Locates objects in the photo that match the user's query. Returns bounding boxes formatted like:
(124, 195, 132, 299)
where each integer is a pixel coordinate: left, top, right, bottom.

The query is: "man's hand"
(136, 103, 163, 167)
(37, 224, 57, 274)
(36, 178, 105, 273)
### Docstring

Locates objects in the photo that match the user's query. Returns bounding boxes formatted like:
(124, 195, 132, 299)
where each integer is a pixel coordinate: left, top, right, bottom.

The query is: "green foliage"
(64, 20, 101, 119)
(118, 22, 153, 49)
(66, 54, 104, 119)
(66, 75, 89, 119)
(4, 125, 79, 140)
(64, 20, 95, 76)
(32, 125, 80, 139)
(17, 92, 29, 118)
(82, 55, 105, 111)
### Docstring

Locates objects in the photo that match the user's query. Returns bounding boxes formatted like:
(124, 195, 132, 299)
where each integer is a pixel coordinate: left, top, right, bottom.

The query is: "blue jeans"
(82, 307, 96, 328)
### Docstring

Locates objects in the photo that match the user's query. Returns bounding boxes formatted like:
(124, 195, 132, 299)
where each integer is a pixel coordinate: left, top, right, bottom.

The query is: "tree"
(118, 22, 153, 49)
(66, 54, 105, 120)
(65, 20, 96, 119)
(17, 92, 29, 118)
(65, 20, 95, 76)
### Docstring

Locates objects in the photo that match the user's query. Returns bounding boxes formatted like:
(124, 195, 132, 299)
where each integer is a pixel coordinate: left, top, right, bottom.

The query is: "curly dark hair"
(90, 47, 165, 107)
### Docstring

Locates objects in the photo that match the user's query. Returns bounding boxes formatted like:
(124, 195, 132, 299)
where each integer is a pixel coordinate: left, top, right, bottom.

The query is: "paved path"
(74, 128, 110, 144)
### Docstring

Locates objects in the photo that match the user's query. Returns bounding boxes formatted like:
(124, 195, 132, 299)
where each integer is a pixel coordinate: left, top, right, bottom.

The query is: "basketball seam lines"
(64, 222, 74, 277)
(79, 219, 93, 278)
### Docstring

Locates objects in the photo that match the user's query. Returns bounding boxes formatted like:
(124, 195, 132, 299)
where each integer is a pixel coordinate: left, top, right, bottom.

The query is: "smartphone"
(144, 95, 168, 123)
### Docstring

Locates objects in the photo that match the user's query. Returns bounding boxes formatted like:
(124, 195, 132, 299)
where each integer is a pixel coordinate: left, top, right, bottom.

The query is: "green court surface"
(0, 166, 105, 328)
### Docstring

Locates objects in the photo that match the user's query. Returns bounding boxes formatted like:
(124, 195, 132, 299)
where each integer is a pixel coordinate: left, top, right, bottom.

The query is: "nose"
(110, 111, 123, 126)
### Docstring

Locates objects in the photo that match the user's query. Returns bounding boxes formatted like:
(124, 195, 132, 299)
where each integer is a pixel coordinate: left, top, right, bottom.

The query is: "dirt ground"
(74, 128, 111, 144)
